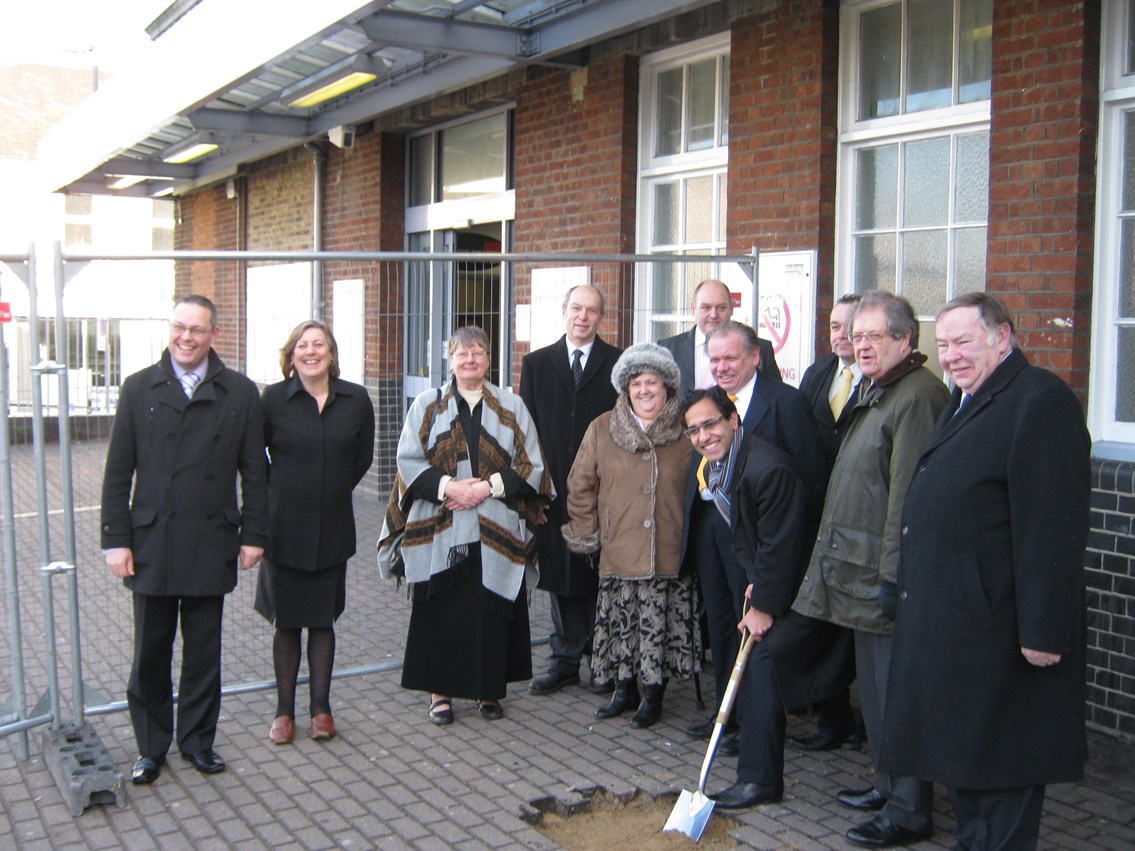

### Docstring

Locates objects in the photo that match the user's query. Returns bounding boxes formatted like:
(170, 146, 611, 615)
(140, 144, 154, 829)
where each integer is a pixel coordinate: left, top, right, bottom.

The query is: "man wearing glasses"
(680, 386, 810, 808)
(793, 290, 948, 848)
(101, 294, 268, 785)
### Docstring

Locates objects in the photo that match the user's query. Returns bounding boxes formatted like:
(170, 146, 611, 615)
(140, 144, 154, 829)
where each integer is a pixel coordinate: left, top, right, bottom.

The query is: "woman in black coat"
(256, 320, 374, 744)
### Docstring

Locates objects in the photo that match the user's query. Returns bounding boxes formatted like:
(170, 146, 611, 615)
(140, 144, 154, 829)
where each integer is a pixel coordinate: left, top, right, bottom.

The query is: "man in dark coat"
(879, 293, 1090, 850)
(659, 278, 780, 395)
(681, 387, 809, 808)
(679, 321, 827, 751)
(101, 295, 268, 785)
(791, 293, 863, 752)
(520, 284, 620, 694)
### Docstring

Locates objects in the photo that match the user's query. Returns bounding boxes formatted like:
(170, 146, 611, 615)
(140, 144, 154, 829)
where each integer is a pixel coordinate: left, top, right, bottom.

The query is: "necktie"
(180, 372, 200, 398)
(708, 461, 731, 523)
(830, 366, 853, 419)
(695, 393, 738, 490)
(572, 349, 583, 385)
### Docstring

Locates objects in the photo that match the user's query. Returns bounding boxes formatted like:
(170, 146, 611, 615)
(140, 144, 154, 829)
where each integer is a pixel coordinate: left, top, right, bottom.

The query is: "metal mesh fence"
(1, 249, 756, 735)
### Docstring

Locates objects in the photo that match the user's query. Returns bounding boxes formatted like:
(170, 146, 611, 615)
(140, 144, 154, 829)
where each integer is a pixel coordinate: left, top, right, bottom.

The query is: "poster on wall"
(525, 266, 591, 350)
(756, 250, 816, 388)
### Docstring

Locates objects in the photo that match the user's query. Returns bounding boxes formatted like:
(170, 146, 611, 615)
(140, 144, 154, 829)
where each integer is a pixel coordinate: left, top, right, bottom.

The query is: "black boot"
(630, 681, 667, 729)
(595, 679, 639, 719)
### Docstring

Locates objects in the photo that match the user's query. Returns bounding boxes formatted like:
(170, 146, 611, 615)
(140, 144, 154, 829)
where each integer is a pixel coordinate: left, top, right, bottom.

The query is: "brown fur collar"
(608, 393, 685, 452)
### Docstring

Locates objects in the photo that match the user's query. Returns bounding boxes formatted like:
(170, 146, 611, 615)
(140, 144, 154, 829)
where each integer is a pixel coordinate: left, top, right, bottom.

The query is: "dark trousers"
(816, 688, 857, 740)
(948, 785, 1045, 851)
(736, 639, 786, 788)
(856, 630, 933, 834)
(692, 501, 748, 714)
(546, 590, 597, 676)
(128, 593, 224, 757)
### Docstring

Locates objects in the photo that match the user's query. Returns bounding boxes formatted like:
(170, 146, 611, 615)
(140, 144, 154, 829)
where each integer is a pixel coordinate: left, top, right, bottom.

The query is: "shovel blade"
(663, 789, 715, 842)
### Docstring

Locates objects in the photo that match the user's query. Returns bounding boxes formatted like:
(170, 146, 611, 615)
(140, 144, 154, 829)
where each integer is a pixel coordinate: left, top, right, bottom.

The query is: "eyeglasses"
(683, 416, 724, 438)
(850, 331, 891, 345)
(452, 349, 488, 362)
(170, 322, 212, 338)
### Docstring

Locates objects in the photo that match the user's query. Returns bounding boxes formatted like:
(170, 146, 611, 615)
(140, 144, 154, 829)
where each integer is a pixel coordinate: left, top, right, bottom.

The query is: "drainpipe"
(304, 142, 327, 320)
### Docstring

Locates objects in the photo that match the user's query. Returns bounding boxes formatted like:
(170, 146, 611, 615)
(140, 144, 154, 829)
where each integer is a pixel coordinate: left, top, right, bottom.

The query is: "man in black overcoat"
(681, 387, 812, 808)
(791, 293, 863, 752)
(659, 278, 780, 395)
(520, 284, 620, 694)
(101, 295, 268, 785)
(879, 293, 1091, 850)
(679, 321, 827, 750)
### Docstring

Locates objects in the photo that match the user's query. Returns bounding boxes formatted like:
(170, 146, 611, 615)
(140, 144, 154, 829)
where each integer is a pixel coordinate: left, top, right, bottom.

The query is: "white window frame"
(1089, 0, 1135, 448)
(835, 0, 991, 317)
(636, 33, 731, 342)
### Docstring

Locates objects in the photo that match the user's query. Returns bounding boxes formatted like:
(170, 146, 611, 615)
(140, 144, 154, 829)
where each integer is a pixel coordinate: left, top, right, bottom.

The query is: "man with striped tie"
(680, 386, 809, 808)
(101, 294, 268, 786)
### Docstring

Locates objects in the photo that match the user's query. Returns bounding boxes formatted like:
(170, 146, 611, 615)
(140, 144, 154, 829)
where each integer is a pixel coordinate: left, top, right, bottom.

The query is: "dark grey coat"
(519, 334, 620, 596)
(100, 349, 269, 596)
(261, 375, 375, 571)
(879, 349, 1090, 789)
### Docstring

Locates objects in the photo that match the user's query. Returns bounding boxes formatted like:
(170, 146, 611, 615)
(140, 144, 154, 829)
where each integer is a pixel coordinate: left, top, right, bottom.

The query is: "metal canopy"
(40, 0, 717, 198)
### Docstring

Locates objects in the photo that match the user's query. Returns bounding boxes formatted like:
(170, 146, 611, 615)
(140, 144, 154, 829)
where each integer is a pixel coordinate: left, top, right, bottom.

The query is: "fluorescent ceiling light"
(163, 142, 219, 164)
(288, 71, 377, 108)
(109, 175, 149, 189)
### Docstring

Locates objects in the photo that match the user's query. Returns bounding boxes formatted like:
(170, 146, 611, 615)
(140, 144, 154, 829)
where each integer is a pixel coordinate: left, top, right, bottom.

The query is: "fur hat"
(611, 343, 680, 394)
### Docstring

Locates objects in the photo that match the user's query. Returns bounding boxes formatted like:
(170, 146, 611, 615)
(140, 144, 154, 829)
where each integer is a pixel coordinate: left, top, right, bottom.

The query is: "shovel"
(663, 622, 756, 842)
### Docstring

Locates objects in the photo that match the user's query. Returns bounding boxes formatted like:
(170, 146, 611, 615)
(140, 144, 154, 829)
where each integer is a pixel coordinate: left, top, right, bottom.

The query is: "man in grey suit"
(659, 278, 780, 395)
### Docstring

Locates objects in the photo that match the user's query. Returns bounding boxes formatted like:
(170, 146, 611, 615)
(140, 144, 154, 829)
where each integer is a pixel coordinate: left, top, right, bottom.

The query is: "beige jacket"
(562, 394, 691, 579)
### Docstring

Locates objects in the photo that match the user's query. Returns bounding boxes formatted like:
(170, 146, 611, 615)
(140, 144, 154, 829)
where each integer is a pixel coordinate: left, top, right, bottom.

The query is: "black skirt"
(254, 559, 347, 629)
(401, 546, 531, 701)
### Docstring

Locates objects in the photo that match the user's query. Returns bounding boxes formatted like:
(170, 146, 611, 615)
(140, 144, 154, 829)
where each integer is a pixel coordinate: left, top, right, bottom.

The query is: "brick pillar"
(986, 0, 1100, 399)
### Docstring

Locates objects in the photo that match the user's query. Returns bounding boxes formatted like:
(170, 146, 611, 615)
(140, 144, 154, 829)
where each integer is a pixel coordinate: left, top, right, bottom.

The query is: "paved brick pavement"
(2, 435, 1134, 849)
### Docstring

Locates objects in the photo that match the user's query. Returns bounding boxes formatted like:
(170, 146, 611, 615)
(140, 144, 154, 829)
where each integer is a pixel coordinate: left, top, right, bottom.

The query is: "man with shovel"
(678, 386, 811, 809)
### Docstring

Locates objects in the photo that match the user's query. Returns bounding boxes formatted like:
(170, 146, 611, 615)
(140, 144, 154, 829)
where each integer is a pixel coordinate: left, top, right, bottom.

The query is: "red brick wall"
(0, 64, 111, 159)
(173, 186, 244, 365)
(513, 55, 640, 371)
(321, 129, 405, 382)
(986, 0, 1100, 399)
(727, 0, 840, 354)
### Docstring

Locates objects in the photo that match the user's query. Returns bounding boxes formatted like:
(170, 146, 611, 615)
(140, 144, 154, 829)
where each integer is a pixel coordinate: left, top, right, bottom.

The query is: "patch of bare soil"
(532, 791, 740, 850)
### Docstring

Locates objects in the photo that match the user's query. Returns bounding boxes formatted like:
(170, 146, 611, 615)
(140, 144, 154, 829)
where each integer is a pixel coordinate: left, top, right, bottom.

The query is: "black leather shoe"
(790, 729, 861, 751)
(596, 680, 639, 719)
(131, 755, 164, 785)
(529, 669, 580, 695)
(687, 716, 739, 740)
(846, 815, 932, 848)
(709, 781, 782, 809)
(717, 733, 740, 757)
(838, 787, 887, 812)
(181, 748, 226, 774)
(586, 677, 613, 695)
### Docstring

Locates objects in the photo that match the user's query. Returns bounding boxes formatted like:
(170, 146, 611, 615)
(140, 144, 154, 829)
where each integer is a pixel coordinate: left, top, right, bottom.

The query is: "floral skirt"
(591, 573, 701, 686)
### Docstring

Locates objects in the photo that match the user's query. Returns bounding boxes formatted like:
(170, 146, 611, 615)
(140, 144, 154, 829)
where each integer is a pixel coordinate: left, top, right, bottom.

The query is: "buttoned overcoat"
(520, 335, 620, 596)
(101, 349, 269, 596)
(878, 349, 1090, 789)
(261, 375, 375, 571)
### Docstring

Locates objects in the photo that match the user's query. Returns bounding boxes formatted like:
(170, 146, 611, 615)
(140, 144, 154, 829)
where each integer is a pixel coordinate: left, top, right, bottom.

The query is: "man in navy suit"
(681, 320, 826, 748)
(659, 278, 780, 395)
(521, 285, 621, 695)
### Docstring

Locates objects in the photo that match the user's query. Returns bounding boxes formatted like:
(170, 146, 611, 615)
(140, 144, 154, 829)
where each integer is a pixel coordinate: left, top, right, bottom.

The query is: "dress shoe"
(717, 733, 740, 758)
(131, 755, 165, 785)
(629, 683, 666, 729)
(476, 700, 504, 721)
(838, 787, 887, 812)
(687, 716, 740, 740)
(595, 680, 639, 719)
(269, 716, 295, 745)
(428, 698, 453, 726)
(311, 713, 336, 740)
(181, 748, 226, 774)
(529, 669, 580, 695)
(846, 815, 932, 848)
(790, 729, 861, 751)
(709, 781, 783, 809)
